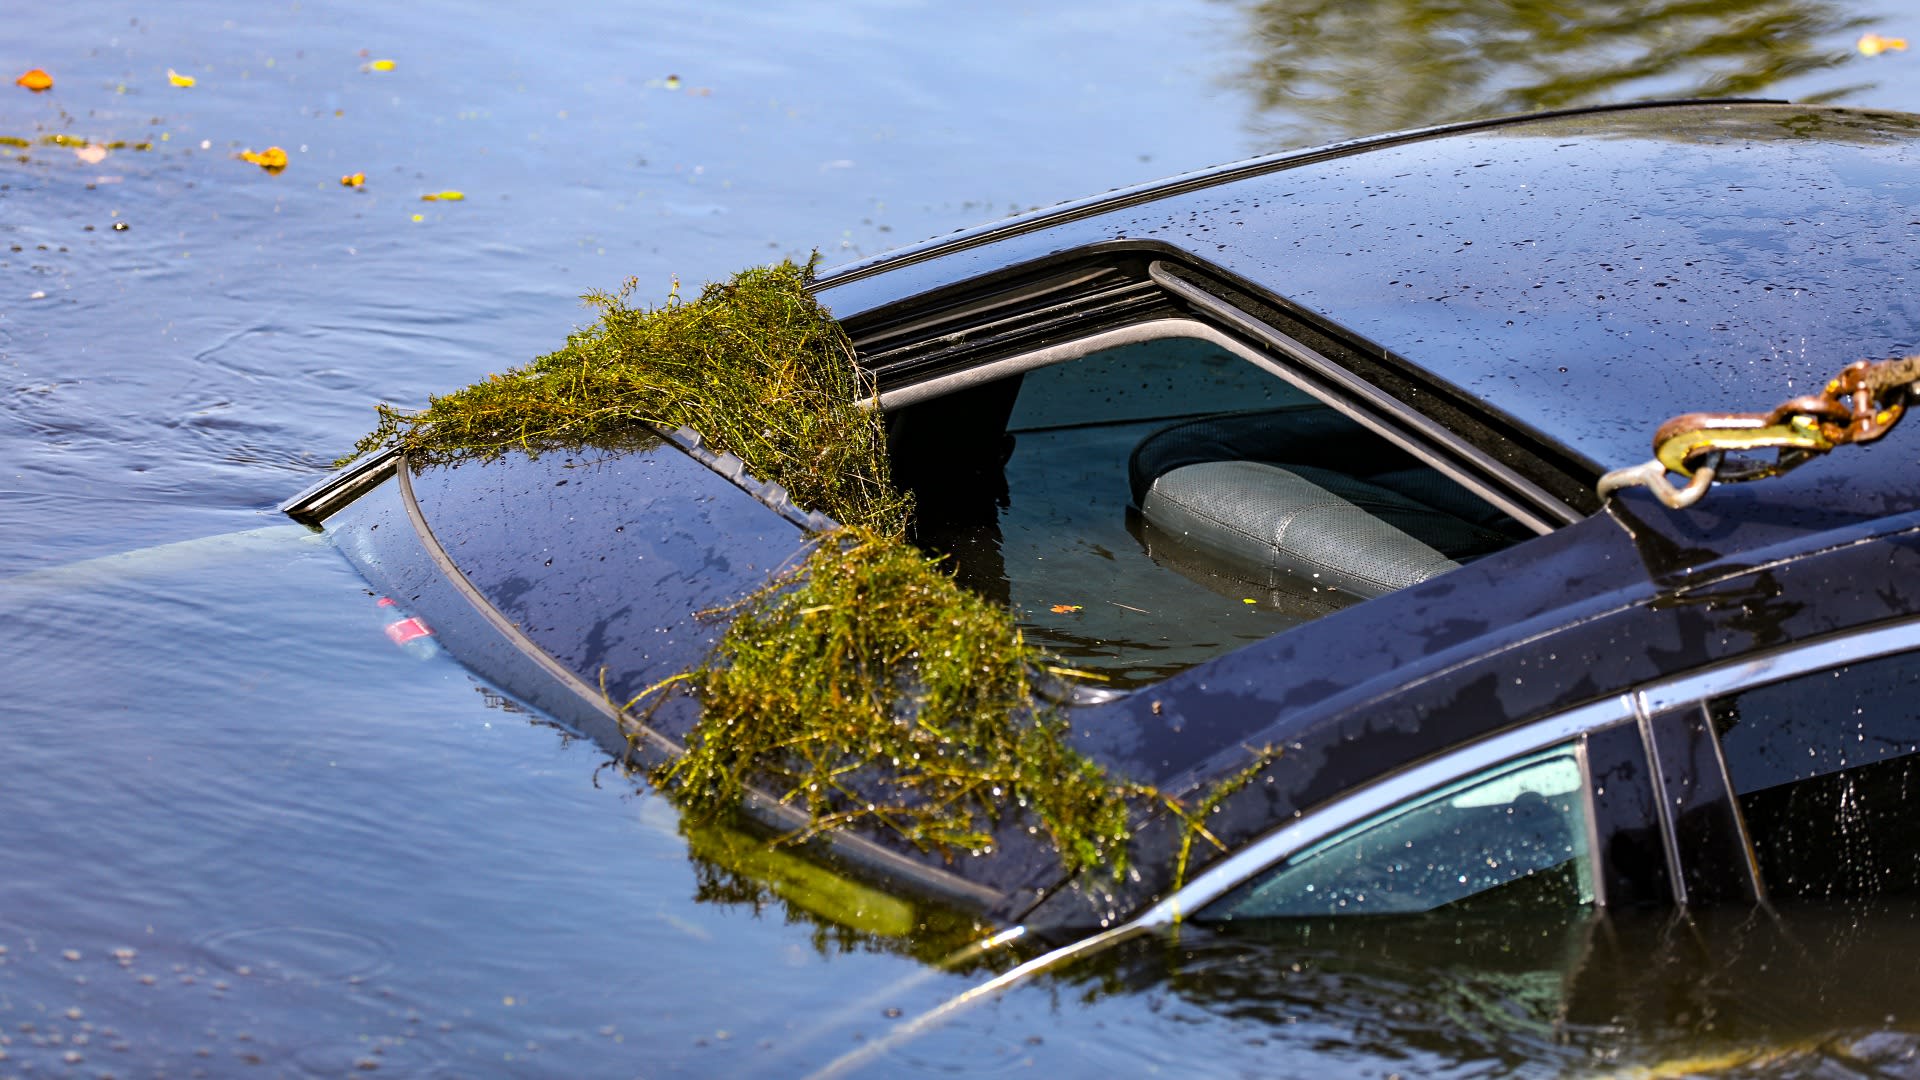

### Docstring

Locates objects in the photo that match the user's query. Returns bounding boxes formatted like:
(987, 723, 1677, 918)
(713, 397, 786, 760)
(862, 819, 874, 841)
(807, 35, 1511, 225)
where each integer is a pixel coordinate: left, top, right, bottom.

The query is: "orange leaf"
(15, 69, 53, 92)
(1050, 604, 1083, 614)
(1859, 32, 1909, 56)
(340, 172, 365, 188)
(238, 146, 288, 172)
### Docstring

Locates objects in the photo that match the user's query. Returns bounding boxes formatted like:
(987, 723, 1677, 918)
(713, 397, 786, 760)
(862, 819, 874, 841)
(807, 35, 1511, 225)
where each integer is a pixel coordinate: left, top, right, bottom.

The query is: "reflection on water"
(678, 812, 998, 963)
(0, 534, 990, 1075)
(872, 904, 1920, 1077)
(1231, 0, 1884, 147)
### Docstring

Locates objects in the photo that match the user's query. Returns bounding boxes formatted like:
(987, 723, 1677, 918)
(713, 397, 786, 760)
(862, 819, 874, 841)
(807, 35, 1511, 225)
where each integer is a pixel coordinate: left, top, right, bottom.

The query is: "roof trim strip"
(814, 98, 1786, 290)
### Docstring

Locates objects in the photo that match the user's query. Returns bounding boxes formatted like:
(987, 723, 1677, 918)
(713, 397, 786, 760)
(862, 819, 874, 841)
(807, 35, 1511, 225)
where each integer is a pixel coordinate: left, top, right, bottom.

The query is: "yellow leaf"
(1859, 32, 1909, 56)
(420, 190, 464, 201)
(663, 74, 682, 90)
(167, 68, 195, 88)
(340, 172, 365, 188)
(369, 58, 396, 72)
(15, 69, 52, 92)
(411, 213, 424, 222)
(238, 146, 288, 172)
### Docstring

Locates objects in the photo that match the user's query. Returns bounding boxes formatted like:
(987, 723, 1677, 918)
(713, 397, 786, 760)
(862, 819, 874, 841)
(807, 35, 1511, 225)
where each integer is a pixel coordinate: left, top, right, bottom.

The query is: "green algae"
(680, 811, 997, 961)
(350, 260, 1268, 891)
(653, 526, 1136, 877)
(346, 258, 908, 535)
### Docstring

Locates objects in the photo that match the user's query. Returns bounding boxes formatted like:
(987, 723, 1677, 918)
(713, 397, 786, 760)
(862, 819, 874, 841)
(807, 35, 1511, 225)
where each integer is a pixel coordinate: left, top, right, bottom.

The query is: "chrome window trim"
(1702, 697, 1768, 901)
(869, 317, 1218, 410)
(280, 446, 400, 527)
(1633, 695, 1690, 906)
(1148, 262, 1573, 532)
(1139, 693, 1635, 926)
(1638, 617, 1920, 716)
(1574, 737, 1607, 909)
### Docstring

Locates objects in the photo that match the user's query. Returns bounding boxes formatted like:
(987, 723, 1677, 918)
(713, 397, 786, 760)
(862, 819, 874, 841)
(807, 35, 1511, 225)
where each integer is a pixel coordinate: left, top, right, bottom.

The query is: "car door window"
(1205, 747, 1595, 919)
(1708, 651, 1920, 901)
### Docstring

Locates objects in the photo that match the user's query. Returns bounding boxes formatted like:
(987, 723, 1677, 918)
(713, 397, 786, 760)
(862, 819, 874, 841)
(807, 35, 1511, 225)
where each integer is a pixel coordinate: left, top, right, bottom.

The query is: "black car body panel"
(1033, 507, 1920, 926)
(402, 443, 810, 743)
(290, 100, 1920, 935)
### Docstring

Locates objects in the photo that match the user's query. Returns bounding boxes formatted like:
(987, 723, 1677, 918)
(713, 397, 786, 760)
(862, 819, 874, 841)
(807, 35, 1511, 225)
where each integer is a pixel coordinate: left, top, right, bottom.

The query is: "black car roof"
(820, 101, 1920, 494)
(298, 101, 1920, 930)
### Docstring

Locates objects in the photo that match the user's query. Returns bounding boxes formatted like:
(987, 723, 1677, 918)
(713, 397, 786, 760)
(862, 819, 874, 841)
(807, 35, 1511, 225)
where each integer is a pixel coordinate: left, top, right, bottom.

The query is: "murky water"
(6, 0, 1920, 1075)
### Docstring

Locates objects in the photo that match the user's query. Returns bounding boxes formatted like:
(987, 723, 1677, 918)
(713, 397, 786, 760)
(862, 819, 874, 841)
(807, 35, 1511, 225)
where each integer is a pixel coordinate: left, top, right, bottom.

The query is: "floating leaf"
(15, 69, 52, 92)
(663, 74, 682, 90)
(368, 58, 396, 72)
(1049, 604, 1083, 614)
(238, 146, 288, 172)
(166, 68, 195, 88)
(420, 190, 464, 201)
(1859, 32, 1909, 56)
(72, 144, 106, 165)
(340, 171, 365, 188)
(410, 213, 424, 222)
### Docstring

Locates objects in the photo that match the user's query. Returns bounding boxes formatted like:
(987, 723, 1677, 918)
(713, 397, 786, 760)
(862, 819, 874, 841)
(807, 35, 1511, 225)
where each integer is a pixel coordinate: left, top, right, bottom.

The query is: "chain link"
(1596, 354, 1920, 509)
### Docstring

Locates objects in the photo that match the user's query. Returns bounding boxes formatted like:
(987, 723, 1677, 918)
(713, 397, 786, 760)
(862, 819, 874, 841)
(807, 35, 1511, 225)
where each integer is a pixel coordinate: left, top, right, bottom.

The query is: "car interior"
(884, 335, 1536, 687)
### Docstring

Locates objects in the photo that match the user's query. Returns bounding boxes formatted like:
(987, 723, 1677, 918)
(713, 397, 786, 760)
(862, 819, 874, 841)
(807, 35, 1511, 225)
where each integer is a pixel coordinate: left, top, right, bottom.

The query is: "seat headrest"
(1131, 409, 1523, 600)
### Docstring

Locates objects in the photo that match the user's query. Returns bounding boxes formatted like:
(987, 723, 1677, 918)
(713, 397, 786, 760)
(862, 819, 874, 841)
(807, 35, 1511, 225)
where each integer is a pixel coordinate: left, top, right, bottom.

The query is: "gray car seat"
(1129, 407, 1523, 600)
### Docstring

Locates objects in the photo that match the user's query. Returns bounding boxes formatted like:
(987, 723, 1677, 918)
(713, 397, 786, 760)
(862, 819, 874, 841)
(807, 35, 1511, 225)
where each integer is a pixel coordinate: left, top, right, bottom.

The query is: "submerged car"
(287, 100, 1920, 958)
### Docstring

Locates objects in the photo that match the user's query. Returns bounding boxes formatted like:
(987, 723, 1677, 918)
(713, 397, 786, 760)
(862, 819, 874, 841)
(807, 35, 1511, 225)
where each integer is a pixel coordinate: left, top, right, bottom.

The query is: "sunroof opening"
(887, 335, 1534, 688)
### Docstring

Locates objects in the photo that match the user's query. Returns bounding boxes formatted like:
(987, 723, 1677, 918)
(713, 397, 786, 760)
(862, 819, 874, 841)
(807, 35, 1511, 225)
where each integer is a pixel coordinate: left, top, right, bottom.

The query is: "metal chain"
(1596, 354, 1920, 509)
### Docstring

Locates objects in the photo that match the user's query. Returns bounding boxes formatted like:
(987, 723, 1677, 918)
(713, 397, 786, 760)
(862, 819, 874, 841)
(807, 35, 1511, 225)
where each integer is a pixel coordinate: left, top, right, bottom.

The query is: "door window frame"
(1141, 616, 1920, 928)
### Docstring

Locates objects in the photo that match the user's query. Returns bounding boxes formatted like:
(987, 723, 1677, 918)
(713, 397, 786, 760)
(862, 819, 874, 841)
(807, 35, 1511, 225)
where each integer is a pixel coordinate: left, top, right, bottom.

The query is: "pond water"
(6, 0, 1920, 1075)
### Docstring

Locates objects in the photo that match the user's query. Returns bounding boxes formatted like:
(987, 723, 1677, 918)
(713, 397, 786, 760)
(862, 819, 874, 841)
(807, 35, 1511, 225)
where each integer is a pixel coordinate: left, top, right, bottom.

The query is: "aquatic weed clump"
(656, 527, 1138, 877)
(347, 258, 908, 533)
(346, 259, 1206, 885)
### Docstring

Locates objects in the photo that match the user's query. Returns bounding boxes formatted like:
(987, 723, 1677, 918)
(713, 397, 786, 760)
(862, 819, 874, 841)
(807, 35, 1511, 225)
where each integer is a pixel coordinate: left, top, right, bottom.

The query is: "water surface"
(6, 0, 1920, 1074)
